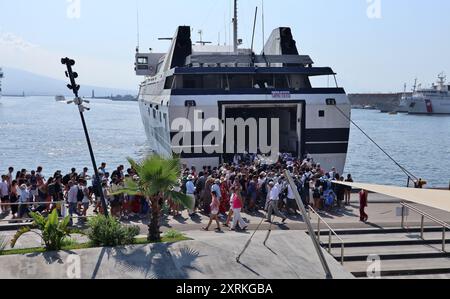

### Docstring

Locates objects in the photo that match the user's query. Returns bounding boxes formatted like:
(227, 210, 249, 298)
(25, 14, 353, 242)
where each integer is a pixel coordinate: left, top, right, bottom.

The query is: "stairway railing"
(284, 171, 334, 278)
(308, 206, 346, 265)
(400, 202, 450, 252)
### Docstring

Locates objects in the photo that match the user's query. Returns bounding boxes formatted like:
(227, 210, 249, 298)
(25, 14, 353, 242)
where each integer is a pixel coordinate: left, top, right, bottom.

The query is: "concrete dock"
(1, 193, 450, 279)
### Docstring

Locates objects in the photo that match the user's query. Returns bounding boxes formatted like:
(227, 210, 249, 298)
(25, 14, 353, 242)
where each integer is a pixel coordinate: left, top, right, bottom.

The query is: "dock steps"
(316, 226, 449, 236)
(317, 227, 450, 278)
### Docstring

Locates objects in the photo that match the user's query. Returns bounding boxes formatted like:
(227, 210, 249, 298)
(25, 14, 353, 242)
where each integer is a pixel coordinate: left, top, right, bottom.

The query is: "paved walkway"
(1, 193, 449, 250)
(0, 230, 353, 279)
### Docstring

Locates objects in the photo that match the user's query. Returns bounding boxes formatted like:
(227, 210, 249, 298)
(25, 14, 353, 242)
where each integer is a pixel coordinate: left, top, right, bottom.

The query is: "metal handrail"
(308, 206, 345, 265)
(400, 202, 450, 252)
(284, 171, 333, 279)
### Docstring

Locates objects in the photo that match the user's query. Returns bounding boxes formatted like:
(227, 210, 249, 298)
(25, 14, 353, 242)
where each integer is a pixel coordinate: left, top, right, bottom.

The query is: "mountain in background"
(1, 67, 137, 97)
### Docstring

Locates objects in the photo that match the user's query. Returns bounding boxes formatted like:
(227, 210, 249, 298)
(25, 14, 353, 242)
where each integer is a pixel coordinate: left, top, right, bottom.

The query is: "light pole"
(61, 57, 109, 217)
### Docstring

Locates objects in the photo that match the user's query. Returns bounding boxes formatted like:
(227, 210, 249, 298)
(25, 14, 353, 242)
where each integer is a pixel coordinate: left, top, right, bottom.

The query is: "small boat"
(55, 95, 66, 102)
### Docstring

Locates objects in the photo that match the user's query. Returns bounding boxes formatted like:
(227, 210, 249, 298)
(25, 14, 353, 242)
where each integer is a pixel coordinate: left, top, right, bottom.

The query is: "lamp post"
(61, 57, 109, 217)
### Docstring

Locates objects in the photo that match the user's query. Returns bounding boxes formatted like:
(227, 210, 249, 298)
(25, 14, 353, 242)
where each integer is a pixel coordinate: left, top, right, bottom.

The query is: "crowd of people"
(178, 153, 360, 231)
(0, 153, 366, 229)
(0, 164, 150, 225)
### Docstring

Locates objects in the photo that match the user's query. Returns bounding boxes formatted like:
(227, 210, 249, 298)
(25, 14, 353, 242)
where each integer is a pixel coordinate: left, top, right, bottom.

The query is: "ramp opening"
(221, 102, 303, 162)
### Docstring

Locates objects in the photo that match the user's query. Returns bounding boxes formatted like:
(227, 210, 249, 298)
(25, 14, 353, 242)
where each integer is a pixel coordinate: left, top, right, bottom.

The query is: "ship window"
(164, 76, 174, 89)
(274, 75, 290, 89)
(183, 75, 203, 88)
(319, 110, 325, 118)
(254, 74, 274, 89)
(137, 57, 148, 65)
(203, 74, 222, 89)
(228, 75, 252, 89)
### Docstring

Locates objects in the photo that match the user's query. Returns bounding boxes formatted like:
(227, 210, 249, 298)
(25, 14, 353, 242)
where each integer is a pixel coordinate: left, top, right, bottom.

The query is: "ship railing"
(307, 206, 346, 265)
(400, 202, 450, 252)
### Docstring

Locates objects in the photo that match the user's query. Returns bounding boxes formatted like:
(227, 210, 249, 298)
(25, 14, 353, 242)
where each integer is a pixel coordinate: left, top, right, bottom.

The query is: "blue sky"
(1, 0, 450, 92)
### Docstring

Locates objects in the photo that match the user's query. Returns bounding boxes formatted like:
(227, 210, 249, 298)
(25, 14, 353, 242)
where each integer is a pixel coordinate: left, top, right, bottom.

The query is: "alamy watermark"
(367, 0, 382, 19)
(171, 110, 280, 162)
(66, 0, 81, 19)
(66, 254, 81, 279)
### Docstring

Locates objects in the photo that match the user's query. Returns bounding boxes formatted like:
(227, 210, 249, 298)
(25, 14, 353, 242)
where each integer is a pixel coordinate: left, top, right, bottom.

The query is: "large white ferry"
(134, 2, 351, 173)
(400, 74, 450, 114)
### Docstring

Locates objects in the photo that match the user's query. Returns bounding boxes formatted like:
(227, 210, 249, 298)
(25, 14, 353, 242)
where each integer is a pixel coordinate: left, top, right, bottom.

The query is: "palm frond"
(166, 190, 194, 210)
(117, 155, 185, 205)
(110, 178, 141, 196)
(127, 157, 143, 173)
(10, 227, 32, 249)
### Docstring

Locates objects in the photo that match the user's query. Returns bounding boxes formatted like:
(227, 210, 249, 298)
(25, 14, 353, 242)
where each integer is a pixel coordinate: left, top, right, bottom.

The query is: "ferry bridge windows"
(172, 74, 313, 90)
(254, 74, 274, 89)
(183, 75, 203, 88)
(274, 75, 290, 89)
(319, 110, 325, 118)
(228, 75, 253, 89)
(290, 74, 311, 89)
(203, 74, 223, 89)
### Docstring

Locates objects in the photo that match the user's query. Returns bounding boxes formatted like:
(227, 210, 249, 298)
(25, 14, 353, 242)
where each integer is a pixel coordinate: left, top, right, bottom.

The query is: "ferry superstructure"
(401, 74, 450, 114)
(134, 4, 351, 173)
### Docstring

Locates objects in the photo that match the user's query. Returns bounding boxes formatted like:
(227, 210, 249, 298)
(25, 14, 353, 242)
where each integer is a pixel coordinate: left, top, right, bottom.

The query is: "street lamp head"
(61, 57, 75, 66)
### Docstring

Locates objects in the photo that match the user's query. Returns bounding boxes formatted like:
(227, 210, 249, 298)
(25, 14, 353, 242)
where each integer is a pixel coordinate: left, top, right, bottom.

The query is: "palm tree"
(118, 155, 193, 242)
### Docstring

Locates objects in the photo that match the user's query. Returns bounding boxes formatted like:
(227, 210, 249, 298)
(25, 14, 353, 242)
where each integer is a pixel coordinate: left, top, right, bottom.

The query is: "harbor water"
(0, 96, 449, 187)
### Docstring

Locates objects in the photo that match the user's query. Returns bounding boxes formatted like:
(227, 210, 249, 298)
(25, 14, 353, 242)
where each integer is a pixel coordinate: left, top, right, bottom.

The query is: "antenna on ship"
(261, 0, 266, 53)
(250, 7, 258, 55)
(233, 0, 239, 53)
(135, 0, 140, 52)
(196, 29, 212, 46)
(412, 78, 418, 92)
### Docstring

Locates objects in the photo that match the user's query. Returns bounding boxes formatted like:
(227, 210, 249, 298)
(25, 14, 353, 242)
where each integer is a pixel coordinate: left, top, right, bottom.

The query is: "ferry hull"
(138, 91, 351, 174)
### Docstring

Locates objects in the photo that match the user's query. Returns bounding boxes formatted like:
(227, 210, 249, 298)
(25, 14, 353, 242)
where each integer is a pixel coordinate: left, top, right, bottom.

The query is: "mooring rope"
(334, 105, 419, 183)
